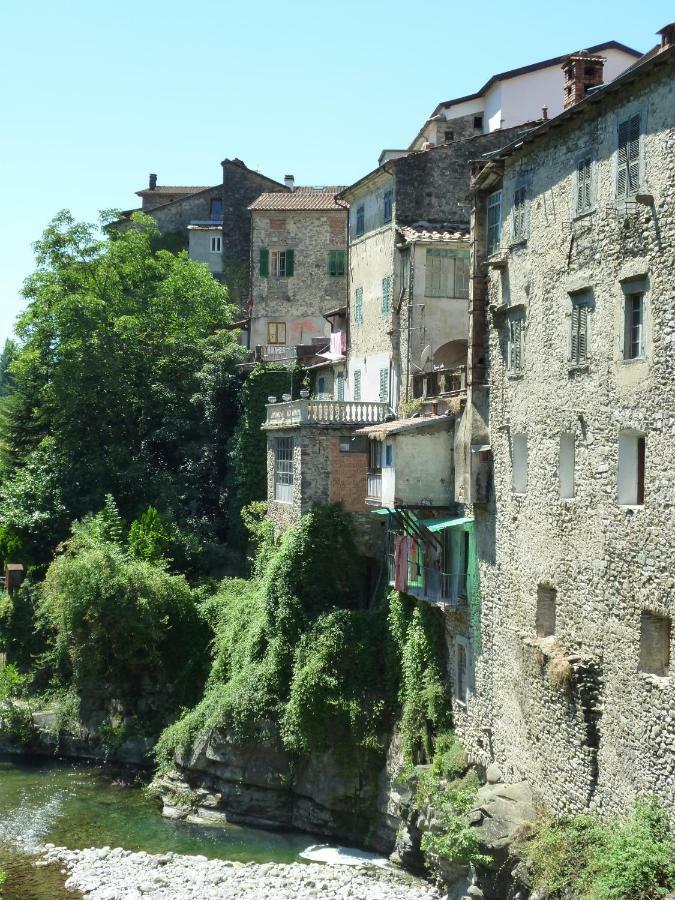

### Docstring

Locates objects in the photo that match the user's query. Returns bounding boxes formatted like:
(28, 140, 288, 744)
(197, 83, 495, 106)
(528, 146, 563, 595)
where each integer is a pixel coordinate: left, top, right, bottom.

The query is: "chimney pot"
(542, 105, 548, 120)
(284, 174, 295, 191)
(561, 52, 605, 110)
(149, 173, 157, 190)
(658, 22, 675, 48)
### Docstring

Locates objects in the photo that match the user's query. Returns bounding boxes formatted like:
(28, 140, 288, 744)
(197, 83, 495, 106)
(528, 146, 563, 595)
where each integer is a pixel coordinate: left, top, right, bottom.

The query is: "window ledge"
(620, 504, 644, 511)
(487, 249, 510, 269)
(620, 356, 647, 366)
(639, 672, 670, 688)
(507, 373, 524, 381)
(509, 237, 528, 248)
(568, 363, 590, 375)
(560, 496, 576, 502)
(572, 208, 596, 223)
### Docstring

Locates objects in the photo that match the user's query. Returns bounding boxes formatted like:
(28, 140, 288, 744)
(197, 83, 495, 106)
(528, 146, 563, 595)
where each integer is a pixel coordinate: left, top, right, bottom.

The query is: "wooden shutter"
(259, 248, 269, 277)
(379, 368, 388, 402)
(570, 305, 579, 363)
(354, 287, 363, 324)
(285, 249, 294, 276)
(578, 305, 588, 361)
(617, 115, 640, 199)
(577, 159, 591, 213)
(353, 370, 361, 400)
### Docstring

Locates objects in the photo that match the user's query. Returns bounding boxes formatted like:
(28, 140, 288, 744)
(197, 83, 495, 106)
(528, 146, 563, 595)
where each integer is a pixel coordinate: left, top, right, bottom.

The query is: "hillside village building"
(455, 34, 675, 819)
(248, 185, 347, 364)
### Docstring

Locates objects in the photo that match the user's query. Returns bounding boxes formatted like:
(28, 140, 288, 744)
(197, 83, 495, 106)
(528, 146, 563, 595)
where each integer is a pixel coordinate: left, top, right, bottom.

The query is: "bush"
(0, 663, 34, 744)
(519, 798, 675, 899)
(0, 579, 46, 671)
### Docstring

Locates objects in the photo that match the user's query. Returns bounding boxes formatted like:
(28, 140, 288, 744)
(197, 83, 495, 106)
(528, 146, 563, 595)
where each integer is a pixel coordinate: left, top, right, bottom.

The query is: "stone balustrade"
(264, 399, 390, 429)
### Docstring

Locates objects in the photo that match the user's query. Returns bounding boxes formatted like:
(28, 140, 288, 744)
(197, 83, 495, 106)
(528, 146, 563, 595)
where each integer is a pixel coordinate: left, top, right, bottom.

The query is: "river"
(0, 754, 314, 899)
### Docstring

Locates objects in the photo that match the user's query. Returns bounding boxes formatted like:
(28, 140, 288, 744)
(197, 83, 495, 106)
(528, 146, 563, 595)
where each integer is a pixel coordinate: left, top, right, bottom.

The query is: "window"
(512, 186, 527, 241)
(355, 205, 365, 237)
(336, 370, 345, 400)
(486, 190, 502, 257)
(209, 198, 223, 220)
(271, 249, 294, 277)
(512, 433, 528, 495)
(267, 321, 286, 345)
(353, 287, 363, 324)
(576, 157, 593, 214)
(369, 439, 382, 472)
(210, 235, 222, 253)
(317, 376, 326, 396)
(353, 369, 362, 401)
(379, 368, 389, 403)
(507, 314, 524, 374)
(536, 586, 556, 637)
(383, 190, 393, 224)
(473, 114, 483, 130)
(454, 636, 471, 704)
(624, 292, 644, 360)
(617, 114, 640, 199)
(382, 275, 392, 314)
(425, 250, 470, 298)
(328, 250, 346, 277)
(384, 444, 393, 467)
(259, 247, 269, 277)
(444, 129, 454, 143)
(559, 433, 575, 500)
(618, 431, 645, 506)
(274, 437, 294, 503)
(570, 296, 590, 365)
(639, 612, 671, 676)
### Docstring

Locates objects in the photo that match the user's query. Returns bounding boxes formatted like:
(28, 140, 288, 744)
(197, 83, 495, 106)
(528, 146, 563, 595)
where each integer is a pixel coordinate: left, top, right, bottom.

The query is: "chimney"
(542, 105, 548, 120)
(658, 22, 675, 49)
(284, 174, 295, 191)
(562, 52, 605, 110)
(149, 173, 158, 190)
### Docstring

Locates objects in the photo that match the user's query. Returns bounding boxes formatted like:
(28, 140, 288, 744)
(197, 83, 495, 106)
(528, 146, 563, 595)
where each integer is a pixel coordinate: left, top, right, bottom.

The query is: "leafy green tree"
(0, 210, 245, 566)
(0, 339, 16, 398)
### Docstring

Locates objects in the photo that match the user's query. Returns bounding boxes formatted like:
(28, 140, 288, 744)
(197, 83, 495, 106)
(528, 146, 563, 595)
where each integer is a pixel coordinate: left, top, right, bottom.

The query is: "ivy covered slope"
(0, 210, 245, 574)
(155, 502, 453, 771)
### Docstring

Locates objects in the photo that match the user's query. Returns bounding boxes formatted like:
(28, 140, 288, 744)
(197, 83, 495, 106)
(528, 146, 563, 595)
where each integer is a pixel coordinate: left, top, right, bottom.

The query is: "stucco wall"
(188, 228, 225, 274)
(461, 58, 675, 820)
(380, 427, 454, 507)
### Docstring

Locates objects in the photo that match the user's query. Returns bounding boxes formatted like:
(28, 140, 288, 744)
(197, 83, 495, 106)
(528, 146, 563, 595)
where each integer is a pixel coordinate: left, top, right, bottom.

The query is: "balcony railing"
(388, 555, 471, 606)
(367, 472, 382, 500)
(265, 399, 390, 429)
(261, 345, 297, 362)
(414, 365, 466, 400)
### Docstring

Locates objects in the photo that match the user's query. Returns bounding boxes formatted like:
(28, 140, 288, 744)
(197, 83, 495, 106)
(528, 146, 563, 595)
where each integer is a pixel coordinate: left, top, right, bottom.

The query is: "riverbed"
(0, 755, 438, 899)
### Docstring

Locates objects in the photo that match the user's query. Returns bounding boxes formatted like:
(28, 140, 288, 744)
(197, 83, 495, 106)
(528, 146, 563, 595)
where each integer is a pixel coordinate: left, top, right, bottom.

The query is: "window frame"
(511, 185, 528, 243)
(575, 155, 593, 216)
(274, 436, 294, 504)
(328, 249, 346, 277)
(425, 249, 470, 299)
(353, 369, 362, 401)
(209, 197, 223, 220)
(570, 293, 591, 366)
(267, 321, 287, 345)
(618, 430, 645, 507)
(355, 205, 365, 237)
(379, 368, 389, 403)
(486, 190, 502, 257)
(511, 433, 528, 496)
(383, 189, 393, 224)
(210, 235, 222, 253)
(623, 291, 645, 361)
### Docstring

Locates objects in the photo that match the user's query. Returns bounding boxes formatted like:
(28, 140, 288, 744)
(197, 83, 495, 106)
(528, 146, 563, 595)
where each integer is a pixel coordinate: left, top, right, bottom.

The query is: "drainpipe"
(406, 243, 414, 403)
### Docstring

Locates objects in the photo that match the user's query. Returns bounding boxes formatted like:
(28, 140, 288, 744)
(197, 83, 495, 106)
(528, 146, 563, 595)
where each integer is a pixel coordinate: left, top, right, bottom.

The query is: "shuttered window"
(382, 275, 392, 314)
(354, 287, 363, 324)
(425, 250, 469, 298)
(353, 369, 362, 401)
(336, 370, 345, 400)
(328, 250, 346, 277)
(355, 205, 365, 236)
(617, 115, 640, 199)
(271, 250, 294, 277)
(383, 190, 393, 224)
(512, 186, 527, 241)
(259, 248, 269, 277)
(507, 315, 523, 374)
(570, 298, 589, 365)
(379, 368, 389, 403)
(486, 190, 502, 257)
(576, 157, 592, 214)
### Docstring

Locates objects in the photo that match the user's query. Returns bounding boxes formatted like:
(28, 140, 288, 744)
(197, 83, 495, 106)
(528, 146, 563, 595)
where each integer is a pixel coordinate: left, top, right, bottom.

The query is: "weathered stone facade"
(458, 44, 675, 819)
(249, 193, 347, 352)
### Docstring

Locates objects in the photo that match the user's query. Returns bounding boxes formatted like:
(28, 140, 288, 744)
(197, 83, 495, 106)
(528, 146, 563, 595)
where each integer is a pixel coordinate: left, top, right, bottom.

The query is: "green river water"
(0, 754, 313, 899)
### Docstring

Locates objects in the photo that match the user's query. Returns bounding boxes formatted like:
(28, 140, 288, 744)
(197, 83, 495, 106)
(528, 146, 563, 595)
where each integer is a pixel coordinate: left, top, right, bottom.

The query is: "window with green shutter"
(353, 369, 361, 401)
(259, 247, 269, 277)
(336, 370, 345, 400)
(576, 157, 593, 214)
(354, 287, 363, 324)
(382, 275, 392, 314)
(379, 368, 389, 402)
(285, 249, 294, 276)
(617, 115, 640, 199)
(328, 250, 346, 277)
(570, 297, 590, 365)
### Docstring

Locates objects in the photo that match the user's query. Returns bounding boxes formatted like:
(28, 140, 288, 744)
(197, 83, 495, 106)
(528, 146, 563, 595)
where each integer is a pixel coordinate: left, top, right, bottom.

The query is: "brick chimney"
(149, 173, 157, 190)
(658, 22, 675, 49)
(284, 174, 295, 191)
(562, 52, 605, 110)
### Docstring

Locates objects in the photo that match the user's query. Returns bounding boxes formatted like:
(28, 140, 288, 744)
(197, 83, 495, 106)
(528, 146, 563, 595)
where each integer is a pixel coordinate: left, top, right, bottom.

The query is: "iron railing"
(388, 554, 471, 606)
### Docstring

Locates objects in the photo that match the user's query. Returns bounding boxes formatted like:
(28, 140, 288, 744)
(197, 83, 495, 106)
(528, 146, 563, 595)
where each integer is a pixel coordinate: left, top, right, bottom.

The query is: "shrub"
(0, 663, 34, 744)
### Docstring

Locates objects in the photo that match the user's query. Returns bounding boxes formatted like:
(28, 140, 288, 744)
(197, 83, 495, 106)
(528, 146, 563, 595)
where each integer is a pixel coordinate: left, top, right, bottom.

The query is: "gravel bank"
(38, 844, 441, 900)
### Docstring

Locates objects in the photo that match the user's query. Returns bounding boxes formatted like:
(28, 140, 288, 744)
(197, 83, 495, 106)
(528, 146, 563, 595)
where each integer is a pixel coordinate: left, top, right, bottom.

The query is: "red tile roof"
(249, 188, 347, 212)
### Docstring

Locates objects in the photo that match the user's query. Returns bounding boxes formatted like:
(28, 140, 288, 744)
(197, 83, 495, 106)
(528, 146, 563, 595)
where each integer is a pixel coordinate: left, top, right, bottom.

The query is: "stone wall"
(461, 54, 675, 819)
(144, 186, 223, 237)
(250, 208, 347, 349)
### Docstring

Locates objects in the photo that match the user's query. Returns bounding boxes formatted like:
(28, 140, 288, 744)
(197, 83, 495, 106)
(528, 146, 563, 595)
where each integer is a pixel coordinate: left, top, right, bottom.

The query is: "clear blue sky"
(0, 0, 670, 345)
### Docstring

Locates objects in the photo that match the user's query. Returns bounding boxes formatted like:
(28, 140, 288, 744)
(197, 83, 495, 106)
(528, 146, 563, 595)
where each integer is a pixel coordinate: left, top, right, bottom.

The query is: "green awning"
(426, 516, 474, 532)
(371, 507, 393, 516)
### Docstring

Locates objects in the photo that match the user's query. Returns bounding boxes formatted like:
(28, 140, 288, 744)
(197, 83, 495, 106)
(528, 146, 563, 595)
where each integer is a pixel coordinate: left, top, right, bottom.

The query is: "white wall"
(384, 427, 454, 506)
(348, 352, 395, 406)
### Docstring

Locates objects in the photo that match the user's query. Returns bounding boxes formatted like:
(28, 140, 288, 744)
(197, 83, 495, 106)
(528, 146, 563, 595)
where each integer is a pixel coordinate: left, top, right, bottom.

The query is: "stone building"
(248, 186, 347, 362)
(455, 33, 675, 819)
(337, 129, 528, 413)
(115, 161, 286, 304)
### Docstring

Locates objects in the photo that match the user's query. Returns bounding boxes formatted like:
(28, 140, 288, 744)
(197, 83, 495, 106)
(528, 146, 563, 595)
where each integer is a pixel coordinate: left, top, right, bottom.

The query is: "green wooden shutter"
(285, 249, 294, 276)
(571, 305, 580, 363)
(354, 287, 363, 324)
(259, 248, 269, 277)
(336, 371, 345, 400)
(379, 368, 389, 402)
(627, 115, 640, 196)
(382, 275, 392, 313)
(353, 370, 361, 400)
(578, 305, 588, 361)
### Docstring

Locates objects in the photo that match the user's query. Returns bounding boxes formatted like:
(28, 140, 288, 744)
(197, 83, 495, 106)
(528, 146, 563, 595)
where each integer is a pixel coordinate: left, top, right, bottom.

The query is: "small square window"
(444, 129, 454, 143)
(473, 115, 483, 130)
(210, 235, 222, 253)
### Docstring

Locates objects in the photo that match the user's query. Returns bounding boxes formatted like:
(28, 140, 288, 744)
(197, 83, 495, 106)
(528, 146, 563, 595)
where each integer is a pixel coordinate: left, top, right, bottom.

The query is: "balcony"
(265, 399, 390, 429)
(413, 365, 466, 400)
(367, 472, 382, 500)
(259, 345, 297, 362)
(387, 554, 472, 607)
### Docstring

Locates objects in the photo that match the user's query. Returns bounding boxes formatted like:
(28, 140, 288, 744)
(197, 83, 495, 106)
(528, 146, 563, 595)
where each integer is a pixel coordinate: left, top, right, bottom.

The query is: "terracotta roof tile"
(249, 188, 347, 212)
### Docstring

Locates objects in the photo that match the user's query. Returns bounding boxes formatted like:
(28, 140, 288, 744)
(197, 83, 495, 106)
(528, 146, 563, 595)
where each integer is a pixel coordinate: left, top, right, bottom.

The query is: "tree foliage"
(0, 210, 245, 568)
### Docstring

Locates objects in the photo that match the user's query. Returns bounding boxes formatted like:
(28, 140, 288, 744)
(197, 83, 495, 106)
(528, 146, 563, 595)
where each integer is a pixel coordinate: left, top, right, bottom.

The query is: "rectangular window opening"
(274, 437, 294, 503)
(512, 433, 528, 495)
(623, 292, 644, 360)
(559, 432, 575, 500)
(486, 190, 502, 257)
(328, 249, 346, 277)
(353, 287, 363, 324)
(382, 275, 392, 314)
(210, 235, 222, 253)
(267, 321, 286, 345)
(512, 186, 527, 241)
(570, 296, 590, 365)
(353, 369, 362, 401)
(536, 586, 556, 637)
(271, 249, 294, 277)
(355, 205, 365, 237)
(639, 611, 671, 676)
(425, 249, 469, 299)
(617, 114, 640, 199)
(618, 431, 645, 506)
(383, 190, 393, 224)
(209, 198, 223, 220)
(576, 157, 593, 214)
(379, 368, 389, 403)
(507, 314, 524, 374)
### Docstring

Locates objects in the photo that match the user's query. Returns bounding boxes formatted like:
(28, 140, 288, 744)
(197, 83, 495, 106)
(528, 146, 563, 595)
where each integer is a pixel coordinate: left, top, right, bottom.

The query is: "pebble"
(38, 845, 440, 900)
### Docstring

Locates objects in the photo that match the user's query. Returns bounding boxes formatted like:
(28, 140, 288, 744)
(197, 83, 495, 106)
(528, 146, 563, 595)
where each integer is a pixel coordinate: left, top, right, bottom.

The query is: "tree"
(0, 211, 246, 567)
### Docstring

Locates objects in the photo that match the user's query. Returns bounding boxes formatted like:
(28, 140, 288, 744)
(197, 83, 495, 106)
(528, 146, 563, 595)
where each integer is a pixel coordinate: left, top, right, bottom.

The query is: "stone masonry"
(458, 42, 675, 820)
